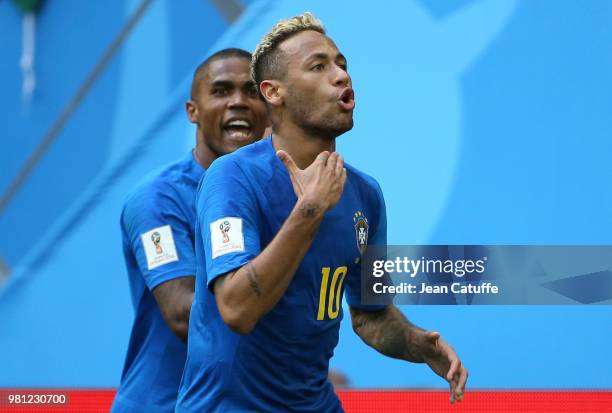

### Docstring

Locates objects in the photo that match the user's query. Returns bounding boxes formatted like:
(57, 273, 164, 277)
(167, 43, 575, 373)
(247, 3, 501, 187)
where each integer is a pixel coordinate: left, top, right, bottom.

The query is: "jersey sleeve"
(345, 178, 390, 311)
(121, 185, 196, 291)
(197, 157, 261, 291)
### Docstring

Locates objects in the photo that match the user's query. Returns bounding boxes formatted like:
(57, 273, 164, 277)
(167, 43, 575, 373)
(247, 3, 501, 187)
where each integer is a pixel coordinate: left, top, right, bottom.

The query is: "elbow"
(219, 304, 256, 335)
(216, 296, 257, 335)
(350, 308, 366, 335)
(165, 300, 193, 342)
(351, 318, 364, 337)
(223, 311, 256, 335)
(165, 309, 190, 342)
(172, 299, 194, 342)
(170, 320, 189, 342)
(213, 273, 260, 335)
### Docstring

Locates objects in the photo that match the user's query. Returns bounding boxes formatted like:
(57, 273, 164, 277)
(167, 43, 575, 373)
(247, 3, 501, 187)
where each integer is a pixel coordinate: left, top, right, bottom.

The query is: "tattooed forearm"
(245, 261, 262, 297)
(299, 202, 320, 218)
(350, 306, 424, 363)
(376, 320, 410, 359)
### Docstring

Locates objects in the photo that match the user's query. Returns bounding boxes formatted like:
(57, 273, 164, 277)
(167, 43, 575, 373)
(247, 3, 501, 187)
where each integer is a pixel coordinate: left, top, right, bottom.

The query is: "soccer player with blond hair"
(177, 13, 467, 412)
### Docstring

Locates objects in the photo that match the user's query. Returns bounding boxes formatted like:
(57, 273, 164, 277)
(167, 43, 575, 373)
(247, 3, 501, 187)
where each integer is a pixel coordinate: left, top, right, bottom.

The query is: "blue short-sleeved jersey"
(176, 137, 387, 413)
(112, 151, 204, 413)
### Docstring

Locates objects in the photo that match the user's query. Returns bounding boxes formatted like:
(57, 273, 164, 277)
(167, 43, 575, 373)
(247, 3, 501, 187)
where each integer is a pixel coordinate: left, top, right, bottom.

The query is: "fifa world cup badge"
(151, 231, 163, 254)
(142, 225, 178, 269)
(210, 217, 244, 258)
(353, 211, 369, 254)
(220, 220, 231, 243)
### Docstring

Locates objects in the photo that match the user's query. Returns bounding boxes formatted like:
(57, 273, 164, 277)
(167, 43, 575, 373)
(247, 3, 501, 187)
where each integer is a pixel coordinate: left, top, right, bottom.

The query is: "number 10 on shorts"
(317, 266, 348, 320)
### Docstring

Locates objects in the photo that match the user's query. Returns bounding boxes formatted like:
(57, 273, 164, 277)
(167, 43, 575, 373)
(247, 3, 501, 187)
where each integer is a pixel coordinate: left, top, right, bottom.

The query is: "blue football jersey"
(112, 151, 204, 413)
(177, 137, 387, 413)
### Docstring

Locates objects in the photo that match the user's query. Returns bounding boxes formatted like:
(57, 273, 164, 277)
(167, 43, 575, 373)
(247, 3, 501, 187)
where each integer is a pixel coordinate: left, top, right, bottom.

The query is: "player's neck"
(194, 131, 216, 169)
(271, 125, 336, 169)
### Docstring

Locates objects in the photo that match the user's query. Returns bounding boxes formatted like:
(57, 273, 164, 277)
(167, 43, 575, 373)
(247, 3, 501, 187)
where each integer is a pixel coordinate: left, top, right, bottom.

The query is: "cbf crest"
(353, 211, 369, 254)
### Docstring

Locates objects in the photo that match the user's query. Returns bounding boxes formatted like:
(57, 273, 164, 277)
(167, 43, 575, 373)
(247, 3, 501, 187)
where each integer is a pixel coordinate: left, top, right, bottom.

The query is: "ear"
(260, 80, 283, 107)
(185, 100, 198, 124)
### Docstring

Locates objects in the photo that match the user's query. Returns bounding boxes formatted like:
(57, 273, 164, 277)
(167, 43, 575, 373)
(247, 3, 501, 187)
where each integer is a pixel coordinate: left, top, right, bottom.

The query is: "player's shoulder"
(123, 154, 194, 213)
(205, 137, 275, 181)
(343, 162, 385, 212)
(345, 162, 383, 195)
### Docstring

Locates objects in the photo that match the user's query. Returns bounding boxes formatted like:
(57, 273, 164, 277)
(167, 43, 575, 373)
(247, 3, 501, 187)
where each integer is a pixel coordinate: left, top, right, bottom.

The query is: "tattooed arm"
(152, 276, 195, 342)
(350, 305, 469, 403)
(212, 151, 346, 335)
(350, 305, 423, 361)
(212, 198, 325, 334)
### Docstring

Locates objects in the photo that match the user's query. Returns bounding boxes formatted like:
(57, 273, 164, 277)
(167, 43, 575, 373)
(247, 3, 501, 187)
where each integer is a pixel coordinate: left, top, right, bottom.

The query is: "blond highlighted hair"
(251, 12, 325, 86)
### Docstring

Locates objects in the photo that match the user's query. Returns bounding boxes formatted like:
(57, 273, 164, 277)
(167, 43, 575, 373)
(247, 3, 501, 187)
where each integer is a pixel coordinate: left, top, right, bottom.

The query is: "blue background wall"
(0, 0, 610, 388)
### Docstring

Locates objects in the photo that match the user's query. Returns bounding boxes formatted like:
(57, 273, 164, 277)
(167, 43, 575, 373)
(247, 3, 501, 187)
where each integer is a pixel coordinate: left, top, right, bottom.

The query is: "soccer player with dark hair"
(177, 13, 468, 413)
(111, 48, 267, 413)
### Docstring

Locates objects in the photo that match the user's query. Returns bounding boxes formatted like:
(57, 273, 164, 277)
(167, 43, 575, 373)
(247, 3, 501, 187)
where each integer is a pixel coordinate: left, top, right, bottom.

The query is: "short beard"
(291, 96, 353, 140)
(300, 121, 349, 141)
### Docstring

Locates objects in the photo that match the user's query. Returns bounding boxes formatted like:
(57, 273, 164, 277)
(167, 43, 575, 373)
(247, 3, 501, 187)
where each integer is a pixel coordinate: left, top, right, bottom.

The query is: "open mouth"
(338, 88, 355, 111)
(223, 119, 253, 140)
